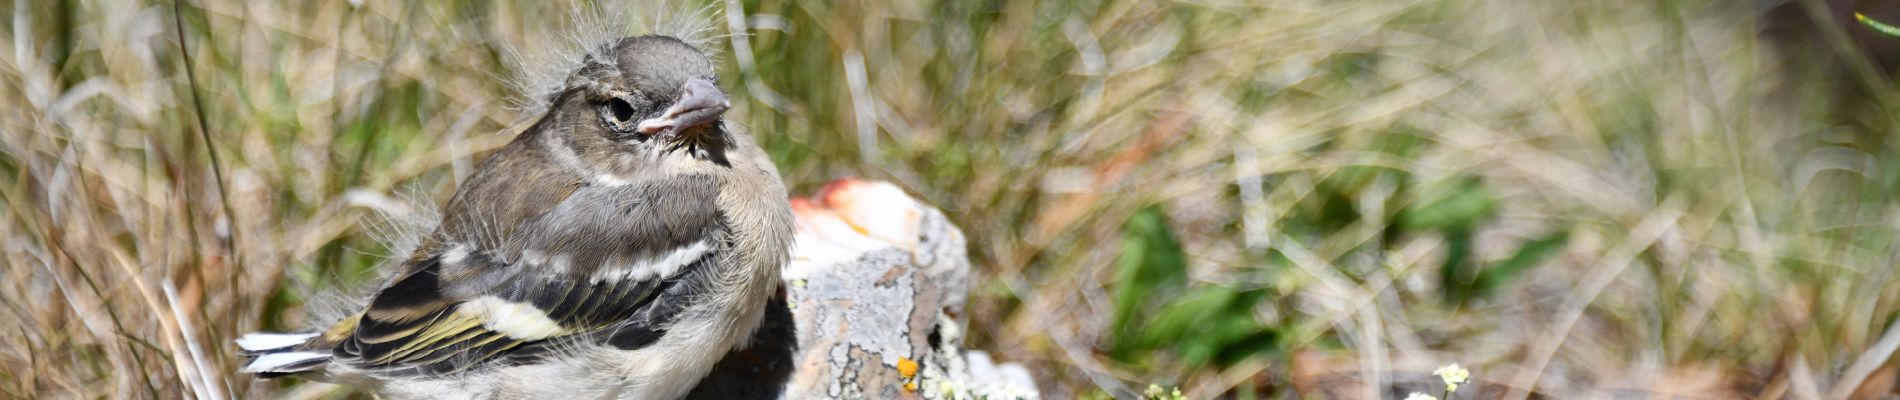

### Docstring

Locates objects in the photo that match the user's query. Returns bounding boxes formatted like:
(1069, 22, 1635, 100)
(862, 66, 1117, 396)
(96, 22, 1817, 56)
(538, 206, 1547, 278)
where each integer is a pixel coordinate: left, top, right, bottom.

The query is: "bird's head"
(544, 35, 733, 171)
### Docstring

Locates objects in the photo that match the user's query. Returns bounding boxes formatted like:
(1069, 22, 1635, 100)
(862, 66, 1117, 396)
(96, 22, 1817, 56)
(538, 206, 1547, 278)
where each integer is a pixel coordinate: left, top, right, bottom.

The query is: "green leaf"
(1438, 227, 1477, 304)
(1403, 178, 1502, 304)
(1136, 286, 1278, 367)
(1859, 13, 1900, 38)
(1138, 286, 1239, 349)
(1109, 206, 1189, 357)
(1399, 178, 1496, 231)
(1473, 232, 1569, 295)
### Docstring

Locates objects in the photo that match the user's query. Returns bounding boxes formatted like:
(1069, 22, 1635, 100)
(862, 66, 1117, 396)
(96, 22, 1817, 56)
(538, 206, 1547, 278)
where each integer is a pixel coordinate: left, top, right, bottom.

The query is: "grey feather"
(503, 1, 721, 117)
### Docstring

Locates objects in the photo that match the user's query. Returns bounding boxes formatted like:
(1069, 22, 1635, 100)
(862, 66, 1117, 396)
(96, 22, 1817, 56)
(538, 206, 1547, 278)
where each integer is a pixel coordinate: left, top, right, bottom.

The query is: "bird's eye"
(606, 98, 636, 123)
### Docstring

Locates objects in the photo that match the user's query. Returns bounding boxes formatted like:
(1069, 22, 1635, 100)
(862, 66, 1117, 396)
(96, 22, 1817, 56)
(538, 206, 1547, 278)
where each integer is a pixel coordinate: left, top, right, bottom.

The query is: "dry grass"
(3, 0, 1897, 398)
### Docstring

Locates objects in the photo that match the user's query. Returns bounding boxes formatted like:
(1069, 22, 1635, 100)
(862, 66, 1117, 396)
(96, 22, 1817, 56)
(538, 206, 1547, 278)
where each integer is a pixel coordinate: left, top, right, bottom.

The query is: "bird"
(236, 34, 794, 400)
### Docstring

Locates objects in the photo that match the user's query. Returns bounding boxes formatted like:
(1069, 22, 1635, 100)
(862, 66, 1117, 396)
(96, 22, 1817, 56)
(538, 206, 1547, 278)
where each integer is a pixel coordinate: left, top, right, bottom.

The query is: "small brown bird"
(238, 34, 794, 399)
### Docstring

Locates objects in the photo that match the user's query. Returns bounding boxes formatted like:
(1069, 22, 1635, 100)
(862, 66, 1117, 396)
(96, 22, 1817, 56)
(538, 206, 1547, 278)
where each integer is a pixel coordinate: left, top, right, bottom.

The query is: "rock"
(690, 179, 1035, 399)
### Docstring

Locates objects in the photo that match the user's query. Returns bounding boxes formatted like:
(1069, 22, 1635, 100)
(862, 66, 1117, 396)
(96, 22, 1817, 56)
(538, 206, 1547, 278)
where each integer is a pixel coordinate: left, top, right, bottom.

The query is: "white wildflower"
(1434, 362, 1471, 392)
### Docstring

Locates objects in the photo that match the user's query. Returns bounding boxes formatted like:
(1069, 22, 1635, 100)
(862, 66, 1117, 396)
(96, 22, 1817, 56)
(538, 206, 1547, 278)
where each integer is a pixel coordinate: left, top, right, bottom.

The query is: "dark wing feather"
(336, 250, 714, 376)
(325, 139, 725, 377)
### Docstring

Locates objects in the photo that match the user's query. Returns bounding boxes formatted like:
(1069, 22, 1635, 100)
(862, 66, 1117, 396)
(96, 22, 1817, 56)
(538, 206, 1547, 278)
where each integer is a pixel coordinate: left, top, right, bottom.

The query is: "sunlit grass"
(4, 0, 1898, 398)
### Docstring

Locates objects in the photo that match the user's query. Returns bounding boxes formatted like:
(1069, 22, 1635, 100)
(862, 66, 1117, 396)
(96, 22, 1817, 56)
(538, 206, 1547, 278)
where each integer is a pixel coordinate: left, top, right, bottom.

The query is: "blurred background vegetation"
(7, 0, 1900, 398)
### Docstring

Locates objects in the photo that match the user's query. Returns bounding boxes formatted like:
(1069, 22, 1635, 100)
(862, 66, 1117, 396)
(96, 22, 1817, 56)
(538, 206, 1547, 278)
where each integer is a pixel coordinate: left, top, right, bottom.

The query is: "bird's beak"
(637, 78, 729, 139)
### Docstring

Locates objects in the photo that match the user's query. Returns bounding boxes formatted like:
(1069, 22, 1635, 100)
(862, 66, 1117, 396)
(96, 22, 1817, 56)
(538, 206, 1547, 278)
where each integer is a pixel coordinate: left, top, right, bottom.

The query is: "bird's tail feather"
(237, 332, 330, 377)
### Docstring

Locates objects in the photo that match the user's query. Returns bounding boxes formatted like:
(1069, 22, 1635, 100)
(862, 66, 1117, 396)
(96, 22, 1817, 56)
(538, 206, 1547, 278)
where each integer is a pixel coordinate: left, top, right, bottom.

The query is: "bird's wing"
(334, 244, 713, 377)
(331, 148, 726, 377)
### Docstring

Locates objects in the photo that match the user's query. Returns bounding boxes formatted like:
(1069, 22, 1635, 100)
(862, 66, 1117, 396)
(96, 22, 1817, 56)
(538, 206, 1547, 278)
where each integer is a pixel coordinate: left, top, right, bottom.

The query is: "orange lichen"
(898, 357, 919, 378)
